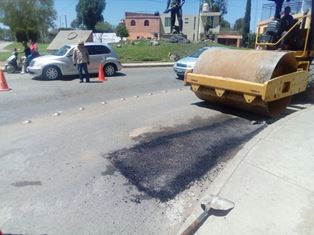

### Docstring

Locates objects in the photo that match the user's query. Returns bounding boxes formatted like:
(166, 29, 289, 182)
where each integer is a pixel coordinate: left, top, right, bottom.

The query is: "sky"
(55, 0, 270, 30)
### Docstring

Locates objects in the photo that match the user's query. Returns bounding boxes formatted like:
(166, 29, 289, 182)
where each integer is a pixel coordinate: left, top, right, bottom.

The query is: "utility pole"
(65, 15, 68, 28)
(254, 0, 259, 31)
(197, 0, 203, 41)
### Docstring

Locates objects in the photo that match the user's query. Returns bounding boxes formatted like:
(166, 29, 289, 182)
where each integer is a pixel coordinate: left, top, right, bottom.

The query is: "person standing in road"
(26, 39, 39, 65)
(29, 39, 39, 57)
(23, 41, 31, 58)
(73, 40, 90, 83)
(22, 41, 31, 70)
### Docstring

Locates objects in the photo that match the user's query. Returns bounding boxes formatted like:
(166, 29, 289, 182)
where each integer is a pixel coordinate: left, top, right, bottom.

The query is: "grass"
(111, 40, 219, 63)
(0, 42, 49, 61)
(0, 40, 223, 62)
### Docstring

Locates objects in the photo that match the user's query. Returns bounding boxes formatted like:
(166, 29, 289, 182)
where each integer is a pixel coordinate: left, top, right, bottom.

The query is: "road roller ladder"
(185, 0, 314, 116)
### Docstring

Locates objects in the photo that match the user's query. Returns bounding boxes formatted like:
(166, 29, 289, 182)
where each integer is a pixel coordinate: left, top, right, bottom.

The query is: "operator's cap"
(78, 40, 84, 45)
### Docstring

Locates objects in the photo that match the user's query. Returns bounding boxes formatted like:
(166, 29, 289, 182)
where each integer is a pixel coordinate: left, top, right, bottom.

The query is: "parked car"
(173, 47, 223, 79)
(28, 42, 122, 80)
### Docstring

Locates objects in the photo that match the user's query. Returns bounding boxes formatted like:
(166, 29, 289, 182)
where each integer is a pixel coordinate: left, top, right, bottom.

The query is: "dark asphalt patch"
(107, 117, 265, 202)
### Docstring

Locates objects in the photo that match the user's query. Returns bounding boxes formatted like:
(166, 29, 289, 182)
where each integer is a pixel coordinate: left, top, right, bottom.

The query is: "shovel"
(181, 195, 235, 235)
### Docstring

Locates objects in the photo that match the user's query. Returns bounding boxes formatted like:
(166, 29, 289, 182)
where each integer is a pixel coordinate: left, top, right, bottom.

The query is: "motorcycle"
(4, 51, 26, 73)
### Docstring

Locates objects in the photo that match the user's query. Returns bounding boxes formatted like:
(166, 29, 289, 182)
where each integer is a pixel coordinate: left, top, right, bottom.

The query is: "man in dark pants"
(73, 41, 90, 83)
(164, 0, 185, 34)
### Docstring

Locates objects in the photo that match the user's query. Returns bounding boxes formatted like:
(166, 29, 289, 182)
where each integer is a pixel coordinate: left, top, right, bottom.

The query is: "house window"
(144, 20, 149, 26)
(131, 20, 136, 26)
(165, 17, 171, 27)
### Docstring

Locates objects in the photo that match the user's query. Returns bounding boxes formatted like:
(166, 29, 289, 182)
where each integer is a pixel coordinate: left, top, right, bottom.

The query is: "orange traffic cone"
(0, 69, 11, 91)
(97, 64, 106, 82)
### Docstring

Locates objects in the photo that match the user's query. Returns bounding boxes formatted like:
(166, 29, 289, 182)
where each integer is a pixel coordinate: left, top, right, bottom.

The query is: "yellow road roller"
(185, 0, 314, 116)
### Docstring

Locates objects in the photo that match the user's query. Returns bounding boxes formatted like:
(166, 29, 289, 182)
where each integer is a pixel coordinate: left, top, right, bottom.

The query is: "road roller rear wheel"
(304, 64, 314, 99)
(194, 87, 291, 117)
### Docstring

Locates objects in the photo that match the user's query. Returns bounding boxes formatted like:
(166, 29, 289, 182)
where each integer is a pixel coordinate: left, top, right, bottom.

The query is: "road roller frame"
(185, 70, 308, 104)
(185, 0, 314, 116)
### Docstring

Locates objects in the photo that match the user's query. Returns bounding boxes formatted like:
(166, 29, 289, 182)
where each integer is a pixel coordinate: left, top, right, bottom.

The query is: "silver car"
(173, 46, 228, 79)
(28, 42, 122, 80)
(173, 47, 210, 79)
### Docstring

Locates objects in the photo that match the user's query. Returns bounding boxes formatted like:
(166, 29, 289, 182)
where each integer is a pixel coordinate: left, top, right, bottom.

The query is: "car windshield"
(189, 48, 208, 58)
(52, 45, 71, 56)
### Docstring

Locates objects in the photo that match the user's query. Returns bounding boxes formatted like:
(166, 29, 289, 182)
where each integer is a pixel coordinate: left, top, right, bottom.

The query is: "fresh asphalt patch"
(106, 116, 266, 202)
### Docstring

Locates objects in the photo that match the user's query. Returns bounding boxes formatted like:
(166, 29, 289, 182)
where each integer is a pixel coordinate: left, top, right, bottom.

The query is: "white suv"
(28, 42, 122, 80)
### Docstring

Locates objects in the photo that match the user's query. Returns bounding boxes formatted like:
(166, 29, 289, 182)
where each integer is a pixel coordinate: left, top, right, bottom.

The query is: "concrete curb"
(122, 62, 174, 68)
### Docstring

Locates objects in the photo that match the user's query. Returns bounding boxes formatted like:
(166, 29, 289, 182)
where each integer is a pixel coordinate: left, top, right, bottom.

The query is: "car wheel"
(43, 66, 61, 80)
(104, 63, 116, 76)
(5, 64, 15, 73)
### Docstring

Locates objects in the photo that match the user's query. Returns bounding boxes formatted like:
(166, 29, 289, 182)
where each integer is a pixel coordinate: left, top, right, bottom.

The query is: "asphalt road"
(0, 67, 267, 234)
(0, 67, 182, 125)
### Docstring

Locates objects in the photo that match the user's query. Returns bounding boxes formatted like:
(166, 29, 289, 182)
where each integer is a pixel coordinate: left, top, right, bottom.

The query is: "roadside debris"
(181, 195, 235, 235)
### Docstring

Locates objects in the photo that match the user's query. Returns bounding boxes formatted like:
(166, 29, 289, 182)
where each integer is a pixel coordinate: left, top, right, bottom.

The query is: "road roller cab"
(185, 0, 314, 116)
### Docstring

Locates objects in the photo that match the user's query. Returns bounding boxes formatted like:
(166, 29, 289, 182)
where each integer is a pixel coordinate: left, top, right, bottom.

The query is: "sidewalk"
(179, 105, 314, 235)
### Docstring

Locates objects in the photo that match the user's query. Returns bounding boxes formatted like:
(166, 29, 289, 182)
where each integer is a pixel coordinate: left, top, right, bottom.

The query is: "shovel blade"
(201, 195, 235, 212)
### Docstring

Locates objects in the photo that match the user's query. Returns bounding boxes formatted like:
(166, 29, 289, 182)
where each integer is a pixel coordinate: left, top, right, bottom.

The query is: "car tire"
(104, 63, 116, 76)
(43, 65, 61, 80)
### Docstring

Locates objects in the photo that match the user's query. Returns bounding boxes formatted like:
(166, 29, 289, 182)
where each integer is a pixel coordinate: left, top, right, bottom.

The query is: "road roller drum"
(193, 48, 298, 83)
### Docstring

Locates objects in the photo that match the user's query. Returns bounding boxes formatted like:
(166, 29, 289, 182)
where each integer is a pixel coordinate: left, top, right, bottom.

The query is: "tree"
(95, 21, 114, 33)
(0, 0, 56, 42)
(202, 0, 228, 37)
(76, 0, 106, 31)
(202, 0, 228, 15)
(220, 19, 231, 29)
(213, 0, 228, 15)
(116, 22, 129, 39)
(242, 0, 251, 47)
(70, 19, 80, 29)
(233, 18, 243, 31)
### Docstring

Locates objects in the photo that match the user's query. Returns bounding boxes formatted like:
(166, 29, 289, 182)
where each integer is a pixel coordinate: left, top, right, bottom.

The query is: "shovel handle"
(181, 212, 208, 235)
